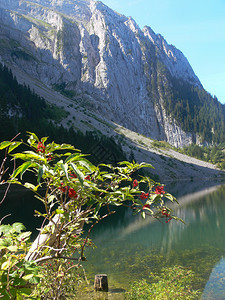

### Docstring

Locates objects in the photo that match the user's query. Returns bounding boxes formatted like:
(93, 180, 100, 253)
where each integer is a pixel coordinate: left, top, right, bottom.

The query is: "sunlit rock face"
(0, 0, 202, 147)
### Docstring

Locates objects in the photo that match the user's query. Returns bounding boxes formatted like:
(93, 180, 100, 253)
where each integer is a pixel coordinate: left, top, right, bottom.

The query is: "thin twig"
(34, 255, 79, 264)
(0, 183, 10, 205)
(80, 210, 116, 259)
(0, 133, 20, 206)
(0, 214, 11, 225)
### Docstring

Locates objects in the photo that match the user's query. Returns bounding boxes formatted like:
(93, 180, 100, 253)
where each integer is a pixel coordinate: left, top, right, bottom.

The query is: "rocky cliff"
(0, 0, 207, 147)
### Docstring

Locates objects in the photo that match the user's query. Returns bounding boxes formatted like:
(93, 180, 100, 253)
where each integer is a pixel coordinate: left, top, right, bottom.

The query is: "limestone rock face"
(0, 0, 203, 147)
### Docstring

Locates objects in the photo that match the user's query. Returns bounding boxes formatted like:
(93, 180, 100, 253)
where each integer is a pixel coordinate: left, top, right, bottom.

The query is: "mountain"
(0, 0, 224, 147)
(0, 62, 127, 167)
(0, 52, 224, 183)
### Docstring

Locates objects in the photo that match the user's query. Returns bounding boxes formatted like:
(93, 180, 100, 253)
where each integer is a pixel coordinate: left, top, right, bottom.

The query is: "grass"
(151, 140, 173, 150)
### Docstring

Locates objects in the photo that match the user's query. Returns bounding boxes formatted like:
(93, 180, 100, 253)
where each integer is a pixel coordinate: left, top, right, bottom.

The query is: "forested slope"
(0, 63, 125, 164)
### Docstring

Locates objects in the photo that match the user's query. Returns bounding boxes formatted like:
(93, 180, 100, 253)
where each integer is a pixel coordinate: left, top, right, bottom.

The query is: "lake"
(1, 181, 225, 298)
(83, 181, 225, 299)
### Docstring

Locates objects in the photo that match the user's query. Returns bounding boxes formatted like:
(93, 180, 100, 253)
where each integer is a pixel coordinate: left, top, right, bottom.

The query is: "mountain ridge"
(0, 0, 224, 148)
(0, 59, 224, 182)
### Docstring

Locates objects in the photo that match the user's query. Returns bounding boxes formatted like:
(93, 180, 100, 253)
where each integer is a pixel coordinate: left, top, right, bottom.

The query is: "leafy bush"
(0, 133, 180, 298)
(0, 223, 41, 299)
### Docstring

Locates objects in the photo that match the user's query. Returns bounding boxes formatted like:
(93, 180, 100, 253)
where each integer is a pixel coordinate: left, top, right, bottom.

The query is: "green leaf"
(12, 151, 46, 162)
(0, 224, 11, 234)
(141, 211, 146, 219)
(30, 275, 42, 284)
(16, 293, 24, 300)
(27, 132, 39, 141)
(41, 226, 51, 234)
(12, 223, 26, 233)
(172, 216, 185, 224)
(37, 166, 43, 183)
(11, 165, 25, 179)
(34, 210, 47, 217)
(18, 231, 31, 241)
(24, 182, 36, 190)
(165, 193, 177, 203)
(65, 153, 82, 163)
(34, 195, 45, 204)
(17, 287, 32, 296)
(0, 289, 11, 300)
(108, 201, 123, 206)
(150, 194, 162, 202)
(20, 162, 37, 179)
(41, 137, 48, 144)
(7, 245, 18, 252)
(143, 207, 154, 215)
(0, 239, 11, 249)
(94, 203, 101, 216)
(55, 209, 64, 214)
(53, 143, 78, 151)
(133, 198, 143, 206)
(117, 161, 132, 167)
(22, 274, 34, 280)
(0, 141, 11, 150)
(78, 158, 96, 172)
(61, 152, 72, 157)
(8, 178, 23, 186)
(47, 195, 55, 204)
(102, 174, 113, 179)
(1, 260, 12, 270)
(70, 163, 84, 186)
(139, 162, 154, 169)
(8, 141, 22, 153)
(98, 163, 113, 169)
(59, 163, 69, 180)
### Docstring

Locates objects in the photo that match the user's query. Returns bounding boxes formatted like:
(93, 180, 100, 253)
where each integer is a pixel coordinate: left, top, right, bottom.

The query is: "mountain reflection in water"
(1, 181, 225, 297)
(84, 181, 225, 296)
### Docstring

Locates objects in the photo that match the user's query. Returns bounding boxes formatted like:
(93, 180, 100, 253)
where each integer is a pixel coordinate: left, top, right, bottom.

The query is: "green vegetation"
(181, 144, 225, 170)
(151, 139, 225, 170)
(53, 82, 77, 98)
(145, 43, 225, 144)
(125, 266, 200, 299)
(0, 63, 126, 165)
(0, 223, 41, 299)
(159, 75, 225, 144)
(152, 140, 171, 150)
(0, 63, 57, 138)
(44, 103, 68, 123)
(85, 233, 224, 298)
(0, 133, 178, 299)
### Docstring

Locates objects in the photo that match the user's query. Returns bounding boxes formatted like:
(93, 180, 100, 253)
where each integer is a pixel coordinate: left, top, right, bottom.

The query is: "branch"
(34, 255, 79, 264)
(0, 183, 10, 206)
(80, 210, 116, 259)
(0, 133, 20, 206)
(0, 214, 11, 225)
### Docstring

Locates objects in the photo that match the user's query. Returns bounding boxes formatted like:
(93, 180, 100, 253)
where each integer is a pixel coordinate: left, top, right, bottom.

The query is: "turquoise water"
(84, 182, 225, 298)
(2, 182, 225, 298)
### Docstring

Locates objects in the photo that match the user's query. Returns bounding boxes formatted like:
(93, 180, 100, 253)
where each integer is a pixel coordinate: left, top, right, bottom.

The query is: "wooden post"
(94, 274, 108, 292)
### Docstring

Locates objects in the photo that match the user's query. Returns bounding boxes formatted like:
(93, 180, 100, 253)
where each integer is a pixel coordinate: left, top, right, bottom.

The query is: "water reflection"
(1, 181, 225, 296)
(85, 183, 225, 295)
(90, 183, 225, 252)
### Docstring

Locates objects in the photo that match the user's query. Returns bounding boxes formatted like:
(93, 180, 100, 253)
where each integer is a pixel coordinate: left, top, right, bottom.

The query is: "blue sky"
(102, 0, 225, 104)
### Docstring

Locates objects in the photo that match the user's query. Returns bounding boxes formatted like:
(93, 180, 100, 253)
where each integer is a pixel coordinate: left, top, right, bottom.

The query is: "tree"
(0, 133, 180, 299)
